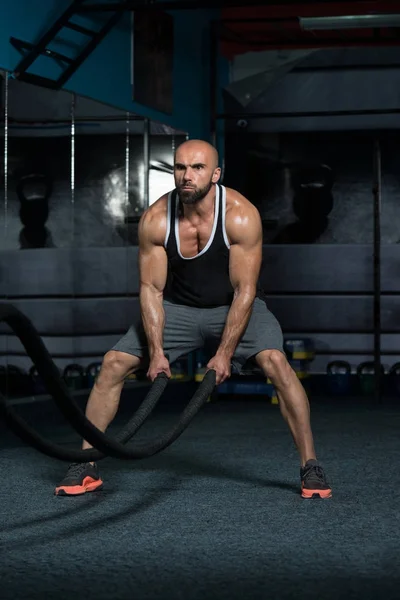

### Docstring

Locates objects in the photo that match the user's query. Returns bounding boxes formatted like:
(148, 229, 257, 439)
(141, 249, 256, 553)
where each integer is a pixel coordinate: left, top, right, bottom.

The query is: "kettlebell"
(387, 362, 400, 397)
(85, 362, 102, 388)
(29, 365, 47, 395)
(16, 173, 53, 249)
(63, 363, 85, 391)
(327, 361, 351, 396)
(357, 361, 384, 396)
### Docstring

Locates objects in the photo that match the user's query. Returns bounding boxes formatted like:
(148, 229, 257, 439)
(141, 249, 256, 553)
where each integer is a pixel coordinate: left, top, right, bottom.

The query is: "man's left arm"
(207, 201, 263, 384)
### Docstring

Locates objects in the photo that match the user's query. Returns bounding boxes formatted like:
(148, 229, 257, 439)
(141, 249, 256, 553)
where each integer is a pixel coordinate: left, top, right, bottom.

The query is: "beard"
(178, 180, 213, 204)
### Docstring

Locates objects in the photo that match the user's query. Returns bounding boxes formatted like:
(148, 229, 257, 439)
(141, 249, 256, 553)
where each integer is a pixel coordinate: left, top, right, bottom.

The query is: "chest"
(177, 217, 215, 258)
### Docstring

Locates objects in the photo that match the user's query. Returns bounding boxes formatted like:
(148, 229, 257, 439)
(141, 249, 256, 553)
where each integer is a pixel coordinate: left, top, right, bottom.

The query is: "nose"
(183, 168, 193, 182)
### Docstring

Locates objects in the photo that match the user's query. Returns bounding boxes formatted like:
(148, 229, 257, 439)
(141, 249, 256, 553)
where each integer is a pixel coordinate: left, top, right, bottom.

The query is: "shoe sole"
(54, 477, 104, 496)
(301, 488, 332, 499)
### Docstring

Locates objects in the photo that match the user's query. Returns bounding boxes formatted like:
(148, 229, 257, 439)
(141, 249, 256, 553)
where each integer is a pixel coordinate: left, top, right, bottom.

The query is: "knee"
(258, 349, 293, 386)
(99, 351, 134, 384)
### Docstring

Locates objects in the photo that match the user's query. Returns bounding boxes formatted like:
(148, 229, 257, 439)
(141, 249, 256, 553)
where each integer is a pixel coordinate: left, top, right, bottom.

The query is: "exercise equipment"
(30, 365, 46, 395)
(327, 361, 351, 396)
(170, 359, 186, 380)
(387, 363, 400, 397)
(86, 362, 102, 388)
(284, 338, 315, 361)
(16, 173, 54, 249)
(218, 375, 275, 398)
(357, 361, 384, 396)
(31, 365, 62, 396)
(284, 338, 315, 401)
(0, 303, 216, 462)
(63, 363, 86, 391)
(194, 352, 207, 382)
(289, 359, 312, 380)
(274, 164, 334, 243)
(292, 164, 334, 216)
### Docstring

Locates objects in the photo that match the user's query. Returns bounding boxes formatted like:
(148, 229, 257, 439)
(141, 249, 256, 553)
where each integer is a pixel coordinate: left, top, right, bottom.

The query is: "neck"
(180, 185, 217, 220)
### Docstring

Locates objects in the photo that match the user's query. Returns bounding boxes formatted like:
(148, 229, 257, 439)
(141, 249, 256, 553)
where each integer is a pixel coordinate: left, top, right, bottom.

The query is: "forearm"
(140, 285, 165, 358)
(217, 288, 256, 358)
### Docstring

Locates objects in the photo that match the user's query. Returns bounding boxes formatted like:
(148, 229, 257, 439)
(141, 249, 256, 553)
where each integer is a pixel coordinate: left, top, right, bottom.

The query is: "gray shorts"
(112, 297, 284, 373)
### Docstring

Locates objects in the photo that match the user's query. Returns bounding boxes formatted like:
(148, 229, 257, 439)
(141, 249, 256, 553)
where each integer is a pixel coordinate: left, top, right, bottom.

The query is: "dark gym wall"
(225, 130, 385, 245)
(223, 130, 400, 373)
(0, 74, 185, 379)
(223, 48, 400, 133)
(2, 78, 186, 250)
(218, 47, 400, 374)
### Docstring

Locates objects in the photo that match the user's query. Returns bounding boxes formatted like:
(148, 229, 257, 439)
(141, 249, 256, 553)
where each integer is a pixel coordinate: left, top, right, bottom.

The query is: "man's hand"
(207, 353, 231, 385)
(147, 353, 171, 382)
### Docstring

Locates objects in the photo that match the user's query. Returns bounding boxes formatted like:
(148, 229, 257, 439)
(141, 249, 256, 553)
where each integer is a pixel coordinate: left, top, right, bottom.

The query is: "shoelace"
(304, 464, 325, 482)
(67, 462, 91, 477)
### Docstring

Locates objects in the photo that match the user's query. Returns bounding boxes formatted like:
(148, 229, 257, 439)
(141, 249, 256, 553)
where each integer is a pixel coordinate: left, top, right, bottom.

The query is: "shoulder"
(224, 187, 262, 243)
(225, 187, 261, 221)
(139, 192, 170, 246)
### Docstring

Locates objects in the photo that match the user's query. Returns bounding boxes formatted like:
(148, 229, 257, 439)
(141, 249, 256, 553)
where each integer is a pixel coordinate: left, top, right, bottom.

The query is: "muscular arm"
(216, 200, 263, 359)
(138, 204, 168, 359)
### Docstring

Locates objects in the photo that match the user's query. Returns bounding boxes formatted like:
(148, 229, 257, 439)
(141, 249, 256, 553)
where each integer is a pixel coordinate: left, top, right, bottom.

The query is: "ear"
(212, 167, 221, 184)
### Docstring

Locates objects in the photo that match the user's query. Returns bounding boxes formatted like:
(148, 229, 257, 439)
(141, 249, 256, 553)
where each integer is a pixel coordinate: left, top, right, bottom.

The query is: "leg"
(55, 301, 203, 496)
(84, 301, 203, 450)
(255, 349, 315, 466)
(55, 316, 146, 496)
(54, 350, 140, 496)
(82, 350, 141, 450)
(232, 298, 332, 498)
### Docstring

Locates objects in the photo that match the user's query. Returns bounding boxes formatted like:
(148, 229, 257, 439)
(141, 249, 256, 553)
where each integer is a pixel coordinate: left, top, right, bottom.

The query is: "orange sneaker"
(55, 462, 103, 496)
(300, 459, 332, 499)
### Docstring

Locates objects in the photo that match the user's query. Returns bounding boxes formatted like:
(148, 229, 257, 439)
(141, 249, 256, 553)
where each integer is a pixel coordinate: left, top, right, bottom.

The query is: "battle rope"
(0, 303, 216, 461)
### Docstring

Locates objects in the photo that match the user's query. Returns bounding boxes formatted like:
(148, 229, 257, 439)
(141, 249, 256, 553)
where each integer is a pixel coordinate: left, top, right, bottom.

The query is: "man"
(55, 139, 332, 499)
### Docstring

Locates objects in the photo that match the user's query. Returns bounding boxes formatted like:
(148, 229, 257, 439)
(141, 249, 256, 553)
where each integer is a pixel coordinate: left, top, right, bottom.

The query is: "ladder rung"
(65, 21, 97, 36)
(43, 48, 74, 64)
(56, 11, 121, 88)
(11, 37, 74, 64)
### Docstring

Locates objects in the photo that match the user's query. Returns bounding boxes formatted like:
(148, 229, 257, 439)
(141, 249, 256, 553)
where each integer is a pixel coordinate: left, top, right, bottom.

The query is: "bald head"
(173, 139, 221, 205)
(175, 139, 219, 170)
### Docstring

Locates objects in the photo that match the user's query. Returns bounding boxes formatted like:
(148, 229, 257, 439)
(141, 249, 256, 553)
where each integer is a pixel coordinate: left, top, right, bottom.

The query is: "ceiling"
(217, 1, 400, 58)
(81, 0, 400, 58)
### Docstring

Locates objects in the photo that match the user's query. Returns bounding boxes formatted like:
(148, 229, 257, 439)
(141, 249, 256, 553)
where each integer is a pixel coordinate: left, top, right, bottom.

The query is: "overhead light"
(299, 14, 400, 31)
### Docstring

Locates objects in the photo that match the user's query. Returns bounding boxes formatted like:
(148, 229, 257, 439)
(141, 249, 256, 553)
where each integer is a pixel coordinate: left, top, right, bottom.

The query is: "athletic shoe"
(300, 459, 332, 499)
(54, 462, 103, 496)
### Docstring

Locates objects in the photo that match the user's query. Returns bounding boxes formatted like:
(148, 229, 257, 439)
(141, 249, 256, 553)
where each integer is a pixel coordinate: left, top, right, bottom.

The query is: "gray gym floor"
(1, 386, 400, 600)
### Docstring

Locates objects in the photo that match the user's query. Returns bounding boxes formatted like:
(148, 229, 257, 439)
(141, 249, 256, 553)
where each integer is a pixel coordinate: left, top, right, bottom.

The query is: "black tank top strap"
(217, 184, 224, 236)
(215, 184, 230, 249)
(165, 189, 178, 252)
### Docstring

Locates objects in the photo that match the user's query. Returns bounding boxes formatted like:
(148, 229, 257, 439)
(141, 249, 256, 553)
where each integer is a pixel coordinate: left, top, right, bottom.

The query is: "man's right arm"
(138, 203, 170, 377)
